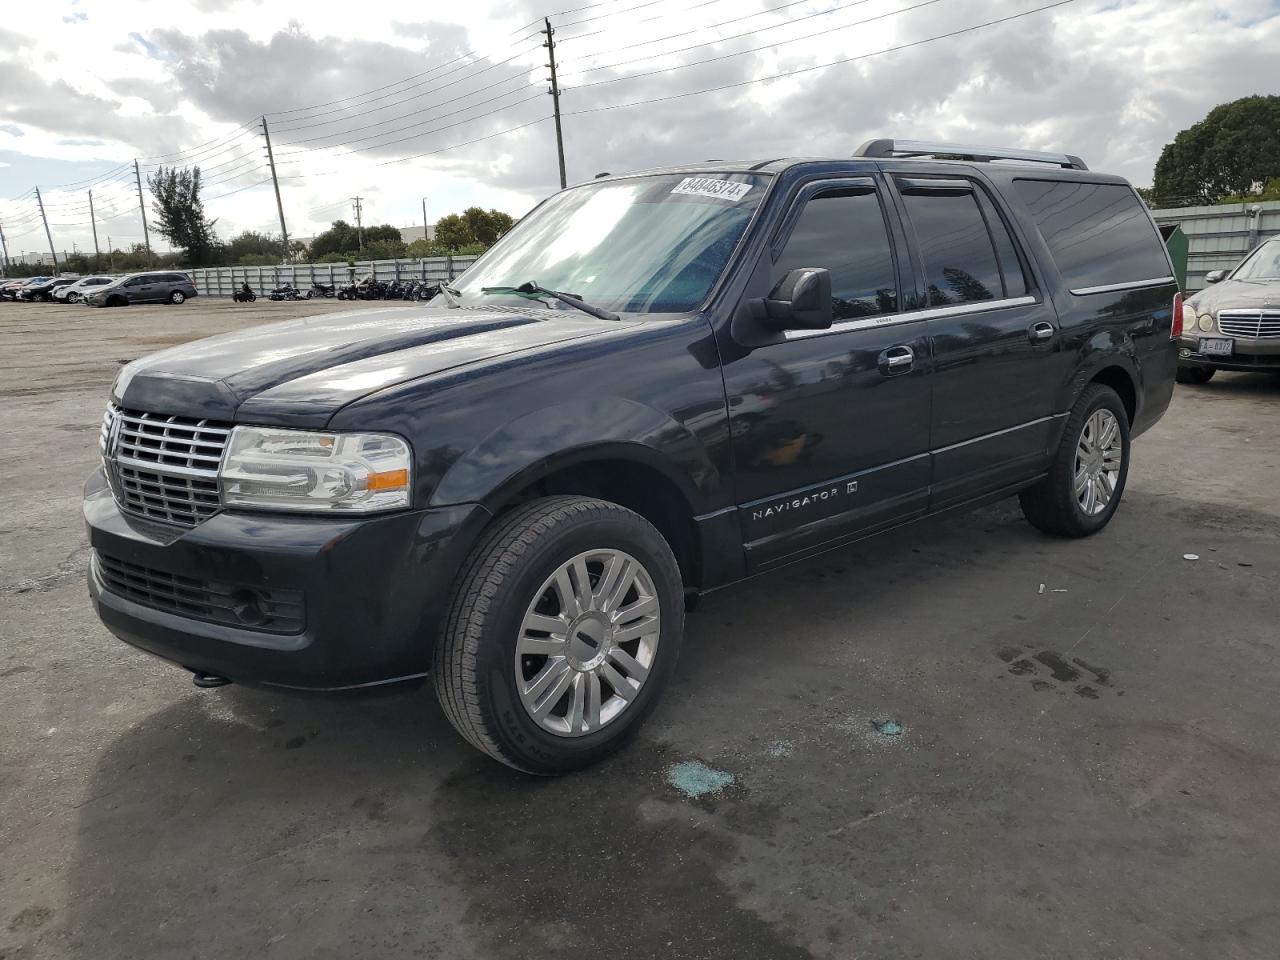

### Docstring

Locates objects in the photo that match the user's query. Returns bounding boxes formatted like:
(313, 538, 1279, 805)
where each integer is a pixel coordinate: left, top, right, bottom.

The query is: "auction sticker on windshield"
(671, 177, 753, 202)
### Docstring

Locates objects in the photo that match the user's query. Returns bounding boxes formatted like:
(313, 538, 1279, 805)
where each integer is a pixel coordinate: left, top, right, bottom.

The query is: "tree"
(147, 165, 220, 265)
(226, 230, 284, 264)
(433, 207, 515, 251)
(1151, 95, 1280, 207)
(364, 237, 406, 260)
(307, 220, 361, 259)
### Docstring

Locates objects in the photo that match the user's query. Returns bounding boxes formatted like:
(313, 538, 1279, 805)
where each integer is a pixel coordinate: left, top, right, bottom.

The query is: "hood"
(113, 305, 613, 427)
(1188, 277, 1280, 313)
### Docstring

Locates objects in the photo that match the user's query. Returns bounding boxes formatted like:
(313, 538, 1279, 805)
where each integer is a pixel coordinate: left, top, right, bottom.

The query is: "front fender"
(430, 397, 721, 512)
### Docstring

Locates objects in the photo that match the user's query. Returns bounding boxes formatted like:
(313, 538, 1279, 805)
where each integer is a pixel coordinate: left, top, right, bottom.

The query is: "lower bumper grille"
(94, 551, 304, 634)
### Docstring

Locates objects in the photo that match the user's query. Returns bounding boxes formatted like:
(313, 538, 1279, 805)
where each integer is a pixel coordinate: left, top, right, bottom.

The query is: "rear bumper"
(84, 469, 490, 690)
(1179, 337, 1280, 372)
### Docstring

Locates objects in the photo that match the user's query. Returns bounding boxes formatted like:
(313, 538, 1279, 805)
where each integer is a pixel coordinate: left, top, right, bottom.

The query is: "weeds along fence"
(188, 255, 482, 297)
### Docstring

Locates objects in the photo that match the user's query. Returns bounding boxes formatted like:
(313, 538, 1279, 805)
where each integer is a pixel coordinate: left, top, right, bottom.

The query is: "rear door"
(886, 169, 1067, 509)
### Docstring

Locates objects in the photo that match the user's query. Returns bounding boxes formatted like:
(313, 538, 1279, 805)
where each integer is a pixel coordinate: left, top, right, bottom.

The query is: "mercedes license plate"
(1198, 338, 1233, 357)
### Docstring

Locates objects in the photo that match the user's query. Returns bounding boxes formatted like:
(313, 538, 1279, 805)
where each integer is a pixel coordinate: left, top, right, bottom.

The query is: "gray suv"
(1178, 237, 1280, 383)
(87, 272, 198, 307)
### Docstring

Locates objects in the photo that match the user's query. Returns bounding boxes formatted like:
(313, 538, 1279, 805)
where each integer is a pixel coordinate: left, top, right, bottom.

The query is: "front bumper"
(1178, 336, 1280, 372)
(84, 469, 490, 690)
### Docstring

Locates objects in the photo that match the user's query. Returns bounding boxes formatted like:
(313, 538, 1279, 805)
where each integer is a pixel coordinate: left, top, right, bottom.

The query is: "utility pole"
(0, 221, 10, 272)
(34, 187, 58, 271)
(88, 189, 101, 263)
(132, 158, 152, 264)
(107, 234, 114, 271)
(261, 116, 291, 263)
(352, 196, 364, 253)
(134, 159, 152, 264)
(422, 196, 429, 243)
(543, 18, 567, 190)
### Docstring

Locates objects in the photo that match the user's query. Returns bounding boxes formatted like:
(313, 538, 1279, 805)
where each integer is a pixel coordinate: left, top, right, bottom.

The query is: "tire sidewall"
(1067, 388, 1130, 533)
(170, 291, 185, 304)
(470, 510, 683, 772)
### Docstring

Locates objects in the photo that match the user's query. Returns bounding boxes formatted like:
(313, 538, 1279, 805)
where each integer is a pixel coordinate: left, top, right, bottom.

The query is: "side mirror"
(759, 268, 833, 331)
(1205, 270, 1226, 284)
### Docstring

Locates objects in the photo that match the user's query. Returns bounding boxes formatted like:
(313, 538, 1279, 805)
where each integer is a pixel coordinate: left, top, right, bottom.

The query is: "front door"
(722, 177, 932, 570)
(886, 170, 1066, 508)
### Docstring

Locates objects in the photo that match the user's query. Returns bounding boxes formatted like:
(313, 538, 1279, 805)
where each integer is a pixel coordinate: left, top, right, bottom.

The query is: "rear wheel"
(1175, 365, 1214, 385)
(1020, 384, 1130, 538)
(434, 496, 684, 774)
(169, 291, 186, 304)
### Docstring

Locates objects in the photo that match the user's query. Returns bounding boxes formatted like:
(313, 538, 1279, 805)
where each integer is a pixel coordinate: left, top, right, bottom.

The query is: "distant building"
(399, 223, 437, 244)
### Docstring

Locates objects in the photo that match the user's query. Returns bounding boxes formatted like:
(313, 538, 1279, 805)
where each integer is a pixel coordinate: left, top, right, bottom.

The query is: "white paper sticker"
(670, 177, 753, 202)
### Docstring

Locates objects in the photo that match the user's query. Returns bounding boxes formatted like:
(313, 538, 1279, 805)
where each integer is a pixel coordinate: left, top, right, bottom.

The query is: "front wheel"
(434, 496, 684, 774)
(1176, 365, 1215, 385)
(1019, 384, 1130, 538)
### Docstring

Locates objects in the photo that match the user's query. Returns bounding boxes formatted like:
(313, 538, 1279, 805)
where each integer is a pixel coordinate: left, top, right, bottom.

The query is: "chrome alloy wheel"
(515, 549, 661, 738)
(1074, 409, 1123, 516)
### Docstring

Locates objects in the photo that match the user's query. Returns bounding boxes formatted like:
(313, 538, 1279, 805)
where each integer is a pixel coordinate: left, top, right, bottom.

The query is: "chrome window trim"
(1069, 276, 1176, 296)
(782, 295, 1038, 341)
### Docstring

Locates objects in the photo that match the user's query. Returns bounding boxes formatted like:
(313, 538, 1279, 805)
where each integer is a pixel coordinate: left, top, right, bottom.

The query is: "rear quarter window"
(1012, 180, 1169, 292)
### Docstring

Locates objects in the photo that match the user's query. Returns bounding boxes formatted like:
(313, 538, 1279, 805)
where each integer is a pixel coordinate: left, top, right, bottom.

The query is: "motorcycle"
(309, 282, 336, 298)
(233, 284, 257, 303)
(269, 283, 304, 302)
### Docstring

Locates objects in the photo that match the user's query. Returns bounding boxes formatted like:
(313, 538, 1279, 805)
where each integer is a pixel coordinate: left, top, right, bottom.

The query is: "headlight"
(1181, 302, 1197, 335)
(220, 427, 412, 514)
(1197, 313, 1215, 333)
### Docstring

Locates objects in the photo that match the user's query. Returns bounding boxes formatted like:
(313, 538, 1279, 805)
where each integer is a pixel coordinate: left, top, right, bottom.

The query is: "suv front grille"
(94, 551, 305, 634)
(1217, 309, 1280, 339)
(102, 403, 230, 526)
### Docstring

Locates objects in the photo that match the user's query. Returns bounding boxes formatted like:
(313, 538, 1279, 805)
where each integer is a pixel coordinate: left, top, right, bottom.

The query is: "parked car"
(85, 139, 1178, 774)
(1176, 236, 1280, 383)
(20, 277, 79, 302)
(1, 277, 50, 300)
(86, 271, 198, 307)
(54, 275, 116, 303)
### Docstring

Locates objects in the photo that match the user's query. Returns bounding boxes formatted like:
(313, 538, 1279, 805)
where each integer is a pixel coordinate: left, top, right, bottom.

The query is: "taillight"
(1171, 292, 1183, 339)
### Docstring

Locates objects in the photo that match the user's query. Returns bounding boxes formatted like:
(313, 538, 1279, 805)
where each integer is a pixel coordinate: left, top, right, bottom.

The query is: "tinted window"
(1013, 180, 1169, 291)
(774, 188, 898, 320)
(975, 191, 1029, 298)
(899, 186, 1002, 306)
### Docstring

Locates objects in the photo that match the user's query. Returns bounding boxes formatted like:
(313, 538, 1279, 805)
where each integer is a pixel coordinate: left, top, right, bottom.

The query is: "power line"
(561, 1, 1077, 120)
(566, 0, 953, 91)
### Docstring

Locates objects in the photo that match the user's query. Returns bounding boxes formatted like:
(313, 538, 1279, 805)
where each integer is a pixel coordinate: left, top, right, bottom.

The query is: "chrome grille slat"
(103, 402, 229, 527)
(1217, 309, 1280, 340)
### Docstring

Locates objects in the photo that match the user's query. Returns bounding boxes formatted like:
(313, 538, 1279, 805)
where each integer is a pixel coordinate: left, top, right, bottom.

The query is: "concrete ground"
(1, 297, 1278, 960)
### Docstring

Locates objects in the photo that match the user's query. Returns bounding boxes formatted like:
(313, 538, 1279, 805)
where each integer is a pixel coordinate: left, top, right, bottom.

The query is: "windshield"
(1233, 239, 1280, 281)
(453, 172, 768, 314)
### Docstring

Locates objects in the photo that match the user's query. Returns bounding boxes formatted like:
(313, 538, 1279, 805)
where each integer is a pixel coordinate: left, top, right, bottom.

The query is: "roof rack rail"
(854, 138, 1088, 171)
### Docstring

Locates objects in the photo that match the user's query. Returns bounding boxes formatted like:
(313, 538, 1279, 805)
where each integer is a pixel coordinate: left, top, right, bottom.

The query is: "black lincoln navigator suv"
(85, 139, 1179, 773)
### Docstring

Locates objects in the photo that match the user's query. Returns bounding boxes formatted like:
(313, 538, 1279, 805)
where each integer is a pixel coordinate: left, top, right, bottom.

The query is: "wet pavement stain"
(1033, 652, 1081, 683)
(427, 751, 812, 960)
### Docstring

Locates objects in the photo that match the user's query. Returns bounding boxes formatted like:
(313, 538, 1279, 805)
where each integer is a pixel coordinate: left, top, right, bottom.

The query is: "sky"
(0, 0, 1277, 261)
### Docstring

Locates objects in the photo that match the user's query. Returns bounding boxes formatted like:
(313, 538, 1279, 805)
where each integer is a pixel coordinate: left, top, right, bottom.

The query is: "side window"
(974, 191, 1029, 298)
(123, 277, 143, 287)
(774, 187, 898, 320)
(897, 184, 1003, 306)
(1012, 180, 1169, 291)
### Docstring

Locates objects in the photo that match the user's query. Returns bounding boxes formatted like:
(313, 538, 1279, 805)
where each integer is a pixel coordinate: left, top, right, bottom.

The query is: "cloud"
(63, 11, 88, 23)
(0, 124, 23, 137)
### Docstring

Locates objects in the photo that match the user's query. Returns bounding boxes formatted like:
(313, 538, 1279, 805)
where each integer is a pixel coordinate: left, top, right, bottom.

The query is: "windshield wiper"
(429, 282, 461, 307)
(480, 281, 620, 322)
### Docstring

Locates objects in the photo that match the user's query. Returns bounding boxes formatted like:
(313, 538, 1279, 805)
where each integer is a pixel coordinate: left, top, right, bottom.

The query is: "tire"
(67, 293, 79, 303)
(1176, 365, 1215, 385)
(1019, 384, 1130, 538)
(434, 495, 684, 774)
(169, 291, 186, 304)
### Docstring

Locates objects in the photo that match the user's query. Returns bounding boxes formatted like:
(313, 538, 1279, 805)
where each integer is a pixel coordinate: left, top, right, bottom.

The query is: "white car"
(54, 275, 116, 303)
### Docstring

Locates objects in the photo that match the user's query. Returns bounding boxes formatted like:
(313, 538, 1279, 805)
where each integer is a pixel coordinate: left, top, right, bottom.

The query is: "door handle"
(1029, 321, 1055, 342)
(878, 345, 914, 373)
